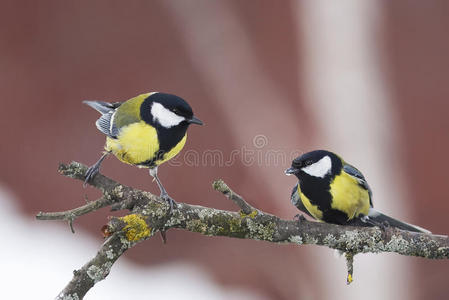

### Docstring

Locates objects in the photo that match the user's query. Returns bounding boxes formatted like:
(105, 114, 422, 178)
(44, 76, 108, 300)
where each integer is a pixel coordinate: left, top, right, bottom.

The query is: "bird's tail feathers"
(365, 208, 431, 234)
(83, 100, 120, 115)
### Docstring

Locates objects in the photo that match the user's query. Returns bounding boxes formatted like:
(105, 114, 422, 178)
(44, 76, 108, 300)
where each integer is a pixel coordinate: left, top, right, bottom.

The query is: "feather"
(290, 183, 314, 218)
(365, 208, 431, 234)
(84, 100, 121, 138)
(343, 164, 373, 204)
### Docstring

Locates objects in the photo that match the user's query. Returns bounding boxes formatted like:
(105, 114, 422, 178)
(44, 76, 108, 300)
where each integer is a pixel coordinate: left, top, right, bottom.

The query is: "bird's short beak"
(285, 167, 298, 176)
(188, 116, 203, 125)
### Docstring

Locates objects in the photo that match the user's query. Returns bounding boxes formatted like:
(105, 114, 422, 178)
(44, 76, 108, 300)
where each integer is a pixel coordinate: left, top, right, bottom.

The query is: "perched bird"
(285, 150, 429, 233)
(83, 92, 203, 210)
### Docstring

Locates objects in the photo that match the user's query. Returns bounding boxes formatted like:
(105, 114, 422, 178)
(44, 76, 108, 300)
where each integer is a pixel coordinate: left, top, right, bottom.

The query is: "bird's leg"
(84, 151, 110, 187)
(361, 216, 390, 232)
(149, 167, 177, 212)
(378, 220, 391, 232)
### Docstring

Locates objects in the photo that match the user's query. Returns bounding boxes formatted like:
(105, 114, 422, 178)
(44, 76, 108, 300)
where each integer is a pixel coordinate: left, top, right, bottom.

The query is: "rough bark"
(36, 162, 449, 300)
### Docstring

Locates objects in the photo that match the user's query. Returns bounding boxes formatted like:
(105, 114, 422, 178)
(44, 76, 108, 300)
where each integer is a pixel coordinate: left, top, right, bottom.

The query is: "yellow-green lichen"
(212, 179, 228, 192)
(186, 219, 209, 234)
(246, 219, 276, 241)
(186, 213, 249, 238)
(229, 217, 244, 232)
(239, 210, 258, 219)
(120, 214, 151, 242)
(215, 217, 246, 237)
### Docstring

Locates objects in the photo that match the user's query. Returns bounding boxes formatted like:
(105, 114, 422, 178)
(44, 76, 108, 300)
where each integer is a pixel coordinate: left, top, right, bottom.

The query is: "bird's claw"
(84, 165, 99, 187)
(380, 220, 391, 232)
(160, 193, 177, 213)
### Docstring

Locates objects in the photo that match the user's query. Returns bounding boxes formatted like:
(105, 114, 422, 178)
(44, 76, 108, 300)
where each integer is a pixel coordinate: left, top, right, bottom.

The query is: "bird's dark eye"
(305, 160, 313, 166)
(172, 108, 180, 114)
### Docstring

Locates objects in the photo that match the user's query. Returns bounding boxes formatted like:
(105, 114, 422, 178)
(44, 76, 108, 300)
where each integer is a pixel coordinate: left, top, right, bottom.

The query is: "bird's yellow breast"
(297, 185, 323, 220)
(105, 121, 186, 166)
(159, 134, 187, 165)
(329, 171, 370, 219)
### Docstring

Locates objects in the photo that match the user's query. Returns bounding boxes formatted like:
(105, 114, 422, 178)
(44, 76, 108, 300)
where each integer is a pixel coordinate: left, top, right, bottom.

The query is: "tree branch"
(36, 197, 108, 233)
(37, 162, 449, 299)
(212, 179, 255, 215)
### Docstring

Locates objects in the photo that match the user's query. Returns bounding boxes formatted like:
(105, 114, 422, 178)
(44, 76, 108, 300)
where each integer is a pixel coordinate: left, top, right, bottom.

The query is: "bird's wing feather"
(291, 183, 314, 218)
(343, 164, 373, 205)
(83, 100, 121, 113)
(84, 101, 122, 138)
(95, 111, 119, 138)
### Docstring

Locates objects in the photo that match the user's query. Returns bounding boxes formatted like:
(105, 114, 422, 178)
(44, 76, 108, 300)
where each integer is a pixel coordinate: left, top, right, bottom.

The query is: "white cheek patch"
(302, 155, 332, 178)
(151, 102, 185, 128)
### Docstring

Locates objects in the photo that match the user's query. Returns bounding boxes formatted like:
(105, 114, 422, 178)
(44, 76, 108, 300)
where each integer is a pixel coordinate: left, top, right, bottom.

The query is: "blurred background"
(1, 0, 448, 299)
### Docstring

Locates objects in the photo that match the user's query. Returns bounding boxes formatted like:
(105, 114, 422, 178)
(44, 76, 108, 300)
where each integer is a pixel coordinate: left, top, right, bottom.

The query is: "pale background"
(1, 1, 448, 299)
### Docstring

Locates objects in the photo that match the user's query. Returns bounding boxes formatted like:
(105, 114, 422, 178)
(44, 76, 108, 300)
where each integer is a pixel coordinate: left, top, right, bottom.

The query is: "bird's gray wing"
(84, 101, 122, 138)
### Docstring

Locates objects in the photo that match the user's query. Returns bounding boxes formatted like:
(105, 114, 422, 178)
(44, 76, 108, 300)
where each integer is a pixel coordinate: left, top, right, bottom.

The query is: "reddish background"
(1, 1, 448, 299)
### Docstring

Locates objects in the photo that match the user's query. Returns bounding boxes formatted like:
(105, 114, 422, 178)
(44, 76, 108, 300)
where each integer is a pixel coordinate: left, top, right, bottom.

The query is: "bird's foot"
(294, 214, 306, 224)
(84, 164, 100, 187)
(84, 152, 109, 187)
(380, 220, 391, 232)
(362, 216, 390, 232)
(160, 192, 177, 213)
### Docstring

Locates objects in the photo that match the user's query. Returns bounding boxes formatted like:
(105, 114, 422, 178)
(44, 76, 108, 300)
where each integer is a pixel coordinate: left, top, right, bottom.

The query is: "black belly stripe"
(157, 124, 188, 152)
(138, 124, 188, 168)
(321, 209, 352, 225)
(299, 176, 332, 211)
(299, 172, 357, 225)
(138, 151, 164, 168)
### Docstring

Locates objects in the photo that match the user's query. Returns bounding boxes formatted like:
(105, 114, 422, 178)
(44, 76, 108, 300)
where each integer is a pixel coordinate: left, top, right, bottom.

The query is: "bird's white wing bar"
(83, 101, 120, 138)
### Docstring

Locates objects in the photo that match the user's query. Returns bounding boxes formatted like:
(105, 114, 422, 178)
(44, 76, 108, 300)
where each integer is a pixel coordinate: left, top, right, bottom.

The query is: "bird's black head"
(140, 92, 203, 129)
(285, 150, 343, 179)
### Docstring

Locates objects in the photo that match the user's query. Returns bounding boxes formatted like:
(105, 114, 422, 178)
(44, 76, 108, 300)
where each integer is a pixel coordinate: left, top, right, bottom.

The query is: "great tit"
(285, 150, 430, 233)
(83, 92, 203, 210)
